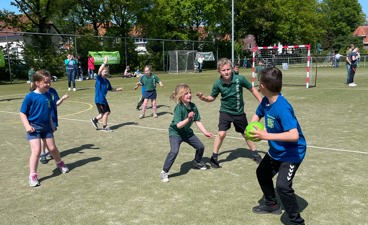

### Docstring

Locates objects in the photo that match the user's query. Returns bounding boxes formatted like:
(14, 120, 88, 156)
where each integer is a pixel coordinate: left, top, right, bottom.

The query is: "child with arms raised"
(90, 57, 123, 131)
(196, 58, 263, 168)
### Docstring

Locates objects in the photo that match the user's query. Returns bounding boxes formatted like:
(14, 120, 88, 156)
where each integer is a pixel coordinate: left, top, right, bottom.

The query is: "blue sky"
(1, 0, 368, 19)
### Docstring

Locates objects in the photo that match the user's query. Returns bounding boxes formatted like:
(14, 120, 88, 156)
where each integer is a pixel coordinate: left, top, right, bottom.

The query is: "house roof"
(353, 26, 368, 44)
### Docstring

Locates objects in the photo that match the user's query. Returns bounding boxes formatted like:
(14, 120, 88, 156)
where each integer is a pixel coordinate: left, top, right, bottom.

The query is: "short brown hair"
(259, 67, 282, 93)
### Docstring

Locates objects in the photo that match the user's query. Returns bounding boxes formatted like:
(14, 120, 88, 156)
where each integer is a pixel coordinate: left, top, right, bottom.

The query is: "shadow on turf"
(168, 157, 211, 179)
(218, 148, 268, 164)
(60, 144, 100, 158)
(169, 148, 268, 179)
(110, 121, 138, 130)
(0, 97, 23, 102)
(38, 156, 101, 182)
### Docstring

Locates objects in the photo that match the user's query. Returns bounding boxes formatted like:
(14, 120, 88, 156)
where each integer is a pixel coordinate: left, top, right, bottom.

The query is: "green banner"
(0, 50, 5, 68)
(88, 51, 120, 65)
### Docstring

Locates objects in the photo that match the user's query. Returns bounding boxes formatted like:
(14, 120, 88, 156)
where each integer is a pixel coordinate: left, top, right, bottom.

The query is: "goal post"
(167, 50, 197, 74)
(251, 44, 314, 88)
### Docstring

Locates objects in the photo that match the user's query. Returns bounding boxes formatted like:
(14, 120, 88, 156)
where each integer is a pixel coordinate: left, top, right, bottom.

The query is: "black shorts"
(218, 112, 248, 133)
(96, 103, 111, 114)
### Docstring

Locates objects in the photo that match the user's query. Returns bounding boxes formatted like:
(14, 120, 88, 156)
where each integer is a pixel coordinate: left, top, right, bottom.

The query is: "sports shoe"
(153, 113, 158, 118)
(29, 174, 40, 187)
(73, 88, 77, 91)
(348, 83, 357, 87)
(68, 87, 71, 91)
(252, 203, 282, 215)
(210, 157, 221, 168)
(57, 161, 69, 174)
(40, 154, 48, 164)
(138, 114, 145, 119)
(252, 153, 262, 164)
(160, 171, 169, 182)
(101, 126, 113, 132)
(193, 160, 207, 170)
(91, 118, 98, 129)
(45, 152, 53, 160)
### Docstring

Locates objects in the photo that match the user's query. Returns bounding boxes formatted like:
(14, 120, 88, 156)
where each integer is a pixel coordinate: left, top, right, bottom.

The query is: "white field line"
(3, 110, 367, 155)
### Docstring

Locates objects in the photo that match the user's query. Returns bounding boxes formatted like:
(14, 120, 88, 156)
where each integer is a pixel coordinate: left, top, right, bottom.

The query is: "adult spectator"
(87, 54, 95, 80)
(64, 54, 77, 91)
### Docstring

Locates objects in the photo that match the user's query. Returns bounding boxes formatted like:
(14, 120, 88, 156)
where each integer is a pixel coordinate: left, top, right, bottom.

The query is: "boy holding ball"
(249, 67, 306, 225)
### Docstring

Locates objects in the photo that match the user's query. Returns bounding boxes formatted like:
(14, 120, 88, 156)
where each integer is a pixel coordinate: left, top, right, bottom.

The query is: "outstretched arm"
(196, 92, 215, 102)
(98, 56, 108, 75)
(195, 121, 214, 138)
(249, 87, 262, 103)
(56, 94, 69, 106)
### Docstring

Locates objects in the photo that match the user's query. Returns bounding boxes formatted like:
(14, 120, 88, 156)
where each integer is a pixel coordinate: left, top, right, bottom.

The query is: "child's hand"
(61, 94, 69, 100)
(25, 125, 35, 133)
(188, 111, 195, 119)
(249, 126, 267, 141)
(204, 131, 214, 138)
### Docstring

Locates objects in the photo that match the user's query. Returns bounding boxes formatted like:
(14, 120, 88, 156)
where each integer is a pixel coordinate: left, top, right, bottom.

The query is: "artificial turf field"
(0, 66, 367, 225)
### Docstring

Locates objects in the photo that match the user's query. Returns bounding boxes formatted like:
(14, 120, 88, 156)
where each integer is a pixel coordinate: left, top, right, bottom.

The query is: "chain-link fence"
(0, 31, 222, 81)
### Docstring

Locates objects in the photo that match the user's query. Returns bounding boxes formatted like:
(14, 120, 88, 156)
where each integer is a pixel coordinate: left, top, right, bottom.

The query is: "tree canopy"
(1, 0, 366, 50)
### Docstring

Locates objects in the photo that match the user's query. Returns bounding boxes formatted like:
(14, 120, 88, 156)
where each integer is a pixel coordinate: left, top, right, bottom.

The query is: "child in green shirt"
(197, 58, 263, 168)
(160, 83, 213, 182)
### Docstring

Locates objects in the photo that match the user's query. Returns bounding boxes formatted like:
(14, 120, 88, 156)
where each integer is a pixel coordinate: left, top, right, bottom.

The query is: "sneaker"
(29, 174, 40, 187)
(57, 161, 69, 174)
(68, 88, 71, 91)
(252, 153, 262, 164)
(101, 126, 113, 132)
(193, 160, 207, 170)
(252, 203, 282, 215)
(91, 118, 98, 129)
(153, 113, 158, 118)
(45, 152, 53, 160)
(40, 154, 48, 164)
(73, 88, 76, 91)
(138, 114, 145, 119)
(348, 83, 357, 87)
(210, 157, 221, 168)
(160, 171, 169, 182)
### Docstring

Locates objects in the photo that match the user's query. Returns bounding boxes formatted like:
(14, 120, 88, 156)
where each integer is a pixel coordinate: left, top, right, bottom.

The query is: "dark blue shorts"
(26, 130, 54, 140)
(143, 90, 157, 99)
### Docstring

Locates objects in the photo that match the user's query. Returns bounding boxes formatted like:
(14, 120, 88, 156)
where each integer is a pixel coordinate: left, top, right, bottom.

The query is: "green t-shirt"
(139, 73, 160, 91)
(168, 102, 200, 138)
(210, 74, 252, 115)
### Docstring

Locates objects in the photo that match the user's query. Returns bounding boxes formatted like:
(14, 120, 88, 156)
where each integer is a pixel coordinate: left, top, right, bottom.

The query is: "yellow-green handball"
(245, 121, 265, 142)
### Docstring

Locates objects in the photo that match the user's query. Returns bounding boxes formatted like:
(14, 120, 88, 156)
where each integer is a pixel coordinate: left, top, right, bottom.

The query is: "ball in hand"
(245, 121, 265, 142)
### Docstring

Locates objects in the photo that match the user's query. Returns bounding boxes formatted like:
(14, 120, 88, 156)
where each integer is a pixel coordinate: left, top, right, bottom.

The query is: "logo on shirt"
(266, 115, 275, 129)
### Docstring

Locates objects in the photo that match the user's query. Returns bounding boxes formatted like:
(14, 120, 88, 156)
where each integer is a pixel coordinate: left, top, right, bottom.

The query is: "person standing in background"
(64, 54, 77, 91)
(87, 54, 95, 80)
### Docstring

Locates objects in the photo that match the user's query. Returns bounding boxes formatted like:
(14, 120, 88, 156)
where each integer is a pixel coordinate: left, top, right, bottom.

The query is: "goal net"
(168, 50, 197, 73)
(251, 44, 315, 88)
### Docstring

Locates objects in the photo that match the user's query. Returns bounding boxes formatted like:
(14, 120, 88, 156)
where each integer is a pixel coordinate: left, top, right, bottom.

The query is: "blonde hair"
(170, 83, 191, 103)
(217, 58, 232, 70)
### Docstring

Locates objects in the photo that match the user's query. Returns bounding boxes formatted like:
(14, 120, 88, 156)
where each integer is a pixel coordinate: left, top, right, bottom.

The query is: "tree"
(235, 0, 324, 46)
(319, 0, 365, 50)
